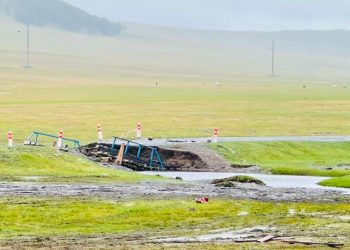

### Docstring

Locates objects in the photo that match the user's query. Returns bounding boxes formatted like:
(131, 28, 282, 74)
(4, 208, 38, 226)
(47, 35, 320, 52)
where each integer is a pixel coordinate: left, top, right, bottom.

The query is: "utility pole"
(271, 41, 275, 77)
(25, 23, 30, 68)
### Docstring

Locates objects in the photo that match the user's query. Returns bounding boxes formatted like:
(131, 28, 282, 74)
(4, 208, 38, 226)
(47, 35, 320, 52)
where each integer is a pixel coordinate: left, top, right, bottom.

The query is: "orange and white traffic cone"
(97, 124, 103, 142)
(7, 131, 13, 147)
(57, 129, 63, 149)
(136, 122, 142, 139)
(213, 128, 218, 143)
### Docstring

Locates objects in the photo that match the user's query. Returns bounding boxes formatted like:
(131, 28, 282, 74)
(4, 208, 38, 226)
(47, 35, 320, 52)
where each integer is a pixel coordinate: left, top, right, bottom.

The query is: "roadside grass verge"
(210, 141, 350, 177)
(0, 146, 160, 183)
(0, 197, 349, 241)
(210, 142, 350, 187)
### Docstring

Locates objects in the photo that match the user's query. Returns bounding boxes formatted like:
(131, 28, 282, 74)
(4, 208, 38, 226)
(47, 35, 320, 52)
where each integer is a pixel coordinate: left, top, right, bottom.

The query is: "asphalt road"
(107, 135, 350, 147)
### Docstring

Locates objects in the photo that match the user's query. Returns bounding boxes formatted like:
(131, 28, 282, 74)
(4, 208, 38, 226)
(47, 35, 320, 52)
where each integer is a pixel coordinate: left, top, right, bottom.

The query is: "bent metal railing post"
(111, 136, 165, 170)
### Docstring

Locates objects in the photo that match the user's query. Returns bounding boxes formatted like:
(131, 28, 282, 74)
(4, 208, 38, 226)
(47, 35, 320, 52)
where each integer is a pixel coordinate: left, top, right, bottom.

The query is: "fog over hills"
(64, 0, 350, 31)
(0, 1, 350, 82)
(0, 0, 123, 36)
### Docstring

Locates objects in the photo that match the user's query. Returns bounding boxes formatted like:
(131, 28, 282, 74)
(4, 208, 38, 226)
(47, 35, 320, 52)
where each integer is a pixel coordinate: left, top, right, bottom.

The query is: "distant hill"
(1, 14, 350, 81)
(0, 0, 123, 36)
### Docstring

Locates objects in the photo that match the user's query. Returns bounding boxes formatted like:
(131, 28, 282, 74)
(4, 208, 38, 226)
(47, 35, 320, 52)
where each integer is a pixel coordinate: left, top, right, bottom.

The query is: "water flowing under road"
(143, 171, 350, 194)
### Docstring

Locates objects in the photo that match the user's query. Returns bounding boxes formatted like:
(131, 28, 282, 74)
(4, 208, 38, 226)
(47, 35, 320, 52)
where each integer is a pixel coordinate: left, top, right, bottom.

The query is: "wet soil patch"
(80, 143, 208, 171)
(212, 176, 266, 187)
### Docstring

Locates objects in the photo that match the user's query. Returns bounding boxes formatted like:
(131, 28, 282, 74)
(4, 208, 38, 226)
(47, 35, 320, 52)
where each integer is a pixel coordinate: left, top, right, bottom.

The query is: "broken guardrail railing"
(110, 136, 165, 170)
(24, 131, 81, 149)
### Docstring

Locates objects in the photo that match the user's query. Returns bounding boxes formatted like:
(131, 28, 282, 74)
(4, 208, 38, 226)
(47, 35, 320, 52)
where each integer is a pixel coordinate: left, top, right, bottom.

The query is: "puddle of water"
(142, 172, 350, 193)
(153, 226, 269, 243)
(21, 176, 43, 181)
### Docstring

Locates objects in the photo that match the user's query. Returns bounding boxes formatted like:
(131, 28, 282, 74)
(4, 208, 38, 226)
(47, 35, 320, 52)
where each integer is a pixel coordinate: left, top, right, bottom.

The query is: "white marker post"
(97, 124, 103, 143)
(57, 129, 63, 149)
(213, 128, 218, 143)
(136, 122, 142, 139)
(7, 131, 13, 148)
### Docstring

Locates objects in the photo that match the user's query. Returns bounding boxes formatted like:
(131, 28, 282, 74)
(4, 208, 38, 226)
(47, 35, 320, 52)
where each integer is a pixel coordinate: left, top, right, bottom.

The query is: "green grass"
(1, 76, 350, 145)
(0, 15, 350, 144)
(320, 175, 350, 188)
(0, 146, 159, 183)
(0, 197, 348, 239)
(210, 142, 350, 187)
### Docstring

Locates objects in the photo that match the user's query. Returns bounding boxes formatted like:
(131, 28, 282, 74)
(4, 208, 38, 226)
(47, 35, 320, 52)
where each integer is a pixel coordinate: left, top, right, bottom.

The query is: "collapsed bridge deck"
(80, 141, 208, 171)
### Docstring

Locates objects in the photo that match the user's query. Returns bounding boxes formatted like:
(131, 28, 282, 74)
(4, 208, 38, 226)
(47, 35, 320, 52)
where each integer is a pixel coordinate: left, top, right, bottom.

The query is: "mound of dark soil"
(212, 175, 265, 186)
(80, 143, 208, 171)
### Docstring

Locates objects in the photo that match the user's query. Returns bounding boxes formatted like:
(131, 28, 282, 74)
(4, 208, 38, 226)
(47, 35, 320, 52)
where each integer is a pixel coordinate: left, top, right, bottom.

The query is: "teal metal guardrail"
(110, 136, 165, 170)
(25, 131, 81, 149)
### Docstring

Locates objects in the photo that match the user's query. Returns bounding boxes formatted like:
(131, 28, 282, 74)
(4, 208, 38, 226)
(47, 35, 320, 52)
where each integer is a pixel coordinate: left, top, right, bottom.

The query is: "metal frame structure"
(111, 136, 165, 170)
(25, 131, 81, 149)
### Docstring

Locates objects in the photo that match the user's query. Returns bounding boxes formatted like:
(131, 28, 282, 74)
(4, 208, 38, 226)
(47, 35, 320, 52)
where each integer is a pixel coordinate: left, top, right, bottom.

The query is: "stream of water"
(142, 172, 350, 193)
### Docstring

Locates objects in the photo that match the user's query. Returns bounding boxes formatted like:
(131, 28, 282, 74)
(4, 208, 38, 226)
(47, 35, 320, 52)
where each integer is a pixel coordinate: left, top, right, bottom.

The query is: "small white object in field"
(288, 209, 296, 215)
(333, 84, 337, 88)
(215, 82, 221, 87)
(238, 211, 249, 216)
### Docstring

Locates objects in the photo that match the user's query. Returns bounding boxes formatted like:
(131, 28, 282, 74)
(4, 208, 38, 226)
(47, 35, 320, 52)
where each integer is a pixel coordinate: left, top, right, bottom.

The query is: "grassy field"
(0, 70, 350, 145)
(0, 16, 350, 144)
(0, 146, 159, 183)
(0, 197, 348, 248)
(210, 142, 350, 187)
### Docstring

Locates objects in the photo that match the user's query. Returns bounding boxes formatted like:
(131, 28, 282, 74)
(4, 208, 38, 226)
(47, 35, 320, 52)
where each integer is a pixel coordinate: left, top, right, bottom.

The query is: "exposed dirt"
(212, 176, 266, 186)
(0, 181, 347, 203)
(0, 225, 348, 250)
(80, 143, 215, 172)
(80, 142, 254, 173)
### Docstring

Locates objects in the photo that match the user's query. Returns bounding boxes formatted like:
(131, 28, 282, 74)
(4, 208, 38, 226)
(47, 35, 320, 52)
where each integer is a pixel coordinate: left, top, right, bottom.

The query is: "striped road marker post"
(97, 124, 103, 142)
(213, 128, 218, 143)
(7, 131, 13, 147)
(57, 129, 63, 149)
(136, 122, 142, 139)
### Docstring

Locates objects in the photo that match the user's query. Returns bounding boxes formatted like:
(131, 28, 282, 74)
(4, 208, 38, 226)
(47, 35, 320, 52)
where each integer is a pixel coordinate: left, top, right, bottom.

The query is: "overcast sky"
(64, 0, 350, 31)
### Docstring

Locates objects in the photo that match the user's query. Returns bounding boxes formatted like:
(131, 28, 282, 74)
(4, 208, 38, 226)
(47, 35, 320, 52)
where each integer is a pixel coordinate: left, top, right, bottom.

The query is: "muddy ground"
(1, 143, 349, 249)
(2, 227, 345, 250)
(80, 142, 247, 172)
(0, 180, 348, 203)
(0, 179, 349, 249)
(0, 179, 349, 250)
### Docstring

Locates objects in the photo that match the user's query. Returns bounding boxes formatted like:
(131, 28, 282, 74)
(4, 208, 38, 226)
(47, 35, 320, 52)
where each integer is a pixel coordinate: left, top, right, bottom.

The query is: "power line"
(25, 23, 30, 68)
(271, 41, 275, 77)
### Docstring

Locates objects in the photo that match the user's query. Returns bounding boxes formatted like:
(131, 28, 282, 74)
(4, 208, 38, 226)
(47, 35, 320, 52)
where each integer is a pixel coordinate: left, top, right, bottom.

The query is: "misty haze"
(0, 1, 349, 249)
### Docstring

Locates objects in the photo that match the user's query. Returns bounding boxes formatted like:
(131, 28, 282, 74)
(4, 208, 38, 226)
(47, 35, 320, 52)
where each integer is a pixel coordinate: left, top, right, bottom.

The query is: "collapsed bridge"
(80, 137, 208, 171)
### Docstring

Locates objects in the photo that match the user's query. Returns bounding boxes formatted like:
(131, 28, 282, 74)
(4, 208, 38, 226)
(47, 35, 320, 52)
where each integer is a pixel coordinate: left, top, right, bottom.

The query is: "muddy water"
(142, 172, 350, 193)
